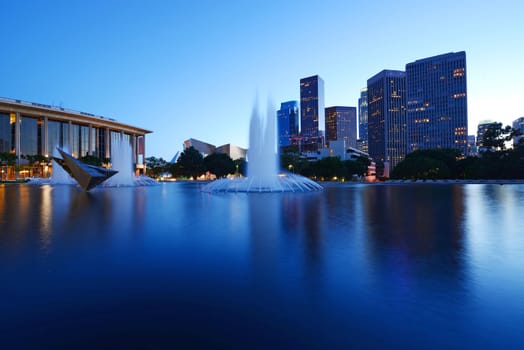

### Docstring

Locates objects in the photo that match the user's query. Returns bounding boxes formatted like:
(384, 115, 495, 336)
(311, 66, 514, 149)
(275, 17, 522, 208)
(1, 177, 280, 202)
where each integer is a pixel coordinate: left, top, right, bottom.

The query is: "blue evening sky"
(1, 0, 523, 159)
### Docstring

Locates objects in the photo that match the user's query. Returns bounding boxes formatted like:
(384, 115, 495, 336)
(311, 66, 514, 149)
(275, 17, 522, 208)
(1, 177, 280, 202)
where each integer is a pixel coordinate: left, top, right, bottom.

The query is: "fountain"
(202, 102, 322, 193)
(50, 147, 76, 185)
(29, 136, 156, 189)
(99, 135, 157, 188)
(53, 148, 118, 191)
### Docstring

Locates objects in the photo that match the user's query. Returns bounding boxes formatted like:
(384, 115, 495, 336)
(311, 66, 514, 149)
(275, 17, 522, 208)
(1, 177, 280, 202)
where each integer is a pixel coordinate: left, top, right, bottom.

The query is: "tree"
(0, 152, 16, 166)
(80, 154, 104, 166)
(234, 158, 247, 176)
(481, 123, 520, 152)
(204, 153, 235, 178)
(22, 154, 48, 166)
(146, 156, 168, 178)
(391, 149, 459, 180)
(310, 157, 345, 180)
(280, 153, 310, 175)
(171, 147, 204, 178)
(343, 156, 370, 178)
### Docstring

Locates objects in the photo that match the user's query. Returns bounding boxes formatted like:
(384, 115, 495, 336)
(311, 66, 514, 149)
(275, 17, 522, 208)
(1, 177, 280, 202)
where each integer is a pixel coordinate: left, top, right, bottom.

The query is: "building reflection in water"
(0, 184, 148, 258)
(281, 192, 325, 268)
(361, 184, 468, 302)
(248, 194, 282, 278)
(248, 191, 325, 272)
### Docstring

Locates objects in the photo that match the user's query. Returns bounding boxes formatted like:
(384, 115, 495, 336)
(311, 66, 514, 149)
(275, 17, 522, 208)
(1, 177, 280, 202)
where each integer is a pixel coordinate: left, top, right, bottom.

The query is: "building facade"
(513, 117, 524, 147)
(325, 106, 357, 149)
(216, 143, 247, 160)
(183, 138, 216, 157)
(0, 97, 150, 179)
(300, 75, 325, 151)
(358, 88, 368, 143)
(276, 101, 299, 147)
(476, 120, 497, 151)
(406, 51, 468, 156)
(466, 135, 477, 156)
(367, 70, 407, 176)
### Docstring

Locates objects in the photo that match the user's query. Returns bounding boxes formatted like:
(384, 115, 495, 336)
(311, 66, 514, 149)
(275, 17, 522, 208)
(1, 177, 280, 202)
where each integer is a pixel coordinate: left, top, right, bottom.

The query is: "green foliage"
(391, 149, 458, 180)
(171, 147, 204, 178)
(310, 157, 344, 179)
(22, 154, 48, 165)
(279, 152, 370, 181)
(146, 156, 168, 178)
(344, 156, 371, 177)
(79, 154, 104, 166)
(203, 153, 235, 178)
(481, 123, 517, 151)
(280, 153, 311, 175)
(392, 146, 524, 180)
(233, 158, 247, 176)
(0, 152, 17, 165)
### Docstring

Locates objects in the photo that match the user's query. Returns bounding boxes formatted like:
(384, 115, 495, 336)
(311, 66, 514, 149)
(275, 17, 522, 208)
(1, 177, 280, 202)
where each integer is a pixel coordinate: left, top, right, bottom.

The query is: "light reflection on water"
(0, 182, 523, 349)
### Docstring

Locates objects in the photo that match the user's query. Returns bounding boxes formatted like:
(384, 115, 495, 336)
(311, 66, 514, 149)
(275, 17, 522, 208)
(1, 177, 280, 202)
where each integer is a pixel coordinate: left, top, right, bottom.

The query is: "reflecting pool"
(1, 182, 523, 349)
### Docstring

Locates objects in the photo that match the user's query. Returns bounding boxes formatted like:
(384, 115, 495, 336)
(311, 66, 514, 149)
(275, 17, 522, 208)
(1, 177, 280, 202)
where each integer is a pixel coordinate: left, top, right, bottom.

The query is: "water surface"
(1, 182, 523, 349)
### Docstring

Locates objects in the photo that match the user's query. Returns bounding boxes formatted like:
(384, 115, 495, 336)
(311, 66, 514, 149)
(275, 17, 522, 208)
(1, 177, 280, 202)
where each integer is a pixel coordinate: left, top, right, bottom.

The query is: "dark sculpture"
(53, 148, 118, 191)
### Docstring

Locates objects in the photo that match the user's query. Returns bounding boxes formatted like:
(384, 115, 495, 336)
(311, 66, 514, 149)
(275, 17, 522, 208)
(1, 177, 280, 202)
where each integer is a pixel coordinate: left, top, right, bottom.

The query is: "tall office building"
(367, 70, 407, 176)
(277, 101, 299, 148)
(325, 106, 357, 149)
(513, 117, 524, 146)
(406, 51, 468, 156)
(467, 135, 477, 156)
(300, 75, 325, 151)
(476, 120, 497, 151)
(358, 88, 368, 142)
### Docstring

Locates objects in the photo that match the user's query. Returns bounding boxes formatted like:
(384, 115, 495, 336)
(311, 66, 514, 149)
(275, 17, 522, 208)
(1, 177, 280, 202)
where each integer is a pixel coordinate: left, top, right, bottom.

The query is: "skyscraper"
(277, 101, 299, 148)
(358, 88, 368, 142)
(325, 106, 357, 149)
(476, 120, 498, 152)
(406, 51, 468, 156)
(300, 75, 325, 151)
(367, 70, 407, 176)
(513, 117, 524, 146)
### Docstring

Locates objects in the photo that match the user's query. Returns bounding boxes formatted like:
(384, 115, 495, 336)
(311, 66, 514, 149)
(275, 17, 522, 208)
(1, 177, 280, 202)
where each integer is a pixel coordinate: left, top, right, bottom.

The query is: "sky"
(1, 0, 523, 160)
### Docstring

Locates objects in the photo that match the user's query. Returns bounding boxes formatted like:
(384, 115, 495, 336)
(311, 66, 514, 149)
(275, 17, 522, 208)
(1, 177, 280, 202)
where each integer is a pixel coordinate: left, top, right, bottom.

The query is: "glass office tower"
(300, 75, 325, 151)
(367, 70, 407, 176)
(513, 117, 524, 146)
(325, 106, 357, 149)
(277, 101, 299, 147)
(358, 88, 368, 142)
(406, 51, 468, 156)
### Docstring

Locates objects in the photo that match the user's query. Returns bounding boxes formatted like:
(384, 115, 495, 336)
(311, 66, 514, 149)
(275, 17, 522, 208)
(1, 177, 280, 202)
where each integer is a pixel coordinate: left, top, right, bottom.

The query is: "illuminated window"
(453, 68, 465, 77)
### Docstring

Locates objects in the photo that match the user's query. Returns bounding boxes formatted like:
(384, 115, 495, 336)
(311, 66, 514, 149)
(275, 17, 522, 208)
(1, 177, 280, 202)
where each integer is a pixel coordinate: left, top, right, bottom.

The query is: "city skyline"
(1, 1, 523, 159)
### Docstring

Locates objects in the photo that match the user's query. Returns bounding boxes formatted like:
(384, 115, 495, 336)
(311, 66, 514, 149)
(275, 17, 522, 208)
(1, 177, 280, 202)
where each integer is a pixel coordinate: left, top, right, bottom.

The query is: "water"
(1, 182, 523, 349)
(203, 103, 322, 192)
(50, 147, 76, 185)
(103, 135, 135, 187)
(42, 140, 156, 188)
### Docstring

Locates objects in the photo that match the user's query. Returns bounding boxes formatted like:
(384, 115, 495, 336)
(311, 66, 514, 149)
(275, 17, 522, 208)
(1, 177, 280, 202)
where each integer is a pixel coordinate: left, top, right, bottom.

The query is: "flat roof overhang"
(0, 97, 152, 135)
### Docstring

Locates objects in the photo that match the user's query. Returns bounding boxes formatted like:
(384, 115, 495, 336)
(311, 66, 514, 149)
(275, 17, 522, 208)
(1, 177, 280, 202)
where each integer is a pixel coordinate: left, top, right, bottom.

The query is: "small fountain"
(101, 135, 157, 188)
(202, 102, 322, 193)
(29, 137, 156, 189)
(50, 147, 77, 185)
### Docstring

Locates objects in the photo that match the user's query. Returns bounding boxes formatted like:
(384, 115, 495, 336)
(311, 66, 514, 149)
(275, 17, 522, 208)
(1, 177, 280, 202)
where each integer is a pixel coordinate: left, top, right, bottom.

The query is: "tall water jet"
(202, 101, 322, 193)
(100, 134, 157, 187)
(102, 134, 135, 187)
